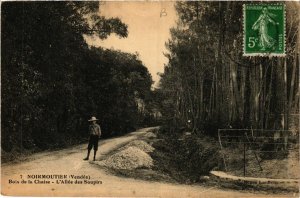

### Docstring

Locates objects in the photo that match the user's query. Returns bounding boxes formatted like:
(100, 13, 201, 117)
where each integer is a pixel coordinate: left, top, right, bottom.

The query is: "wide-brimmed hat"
(88, 116, 98, 122)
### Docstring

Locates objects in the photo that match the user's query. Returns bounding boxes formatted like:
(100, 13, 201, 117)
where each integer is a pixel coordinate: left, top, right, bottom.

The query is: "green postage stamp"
(243, 4, 286, 56)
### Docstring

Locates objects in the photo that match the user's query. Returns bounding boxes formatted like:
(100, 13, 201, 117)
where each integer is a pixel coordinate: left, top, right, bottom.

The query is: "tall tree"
(158, 2, 299, 136)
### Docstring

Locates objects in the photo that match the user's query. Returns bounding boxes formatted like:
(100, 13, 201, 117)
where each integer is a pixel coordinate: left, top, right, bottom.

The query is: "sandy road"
(1, 127, 296, 197)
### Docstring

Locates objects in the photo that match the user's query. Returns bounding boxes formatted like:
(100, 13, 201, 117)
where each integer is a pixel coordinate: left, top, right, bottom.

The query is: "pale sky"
(84, 1, 177, 87)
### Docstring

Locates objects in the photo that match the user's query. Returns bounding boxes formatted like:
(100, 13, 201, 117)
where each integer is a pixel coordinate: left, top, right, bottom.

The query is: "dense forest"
(157, 1, 299, 136)
(1, 1, 299, 168)
(1, 2, 153, 158)
(150, 1, 299, 181)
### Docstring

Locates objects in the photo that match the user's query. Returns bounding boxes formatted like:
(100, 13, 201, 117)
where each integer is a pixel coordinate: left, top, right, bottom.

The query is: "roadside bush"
(173, 135, 223, 181)
(152, 127, 223, 183)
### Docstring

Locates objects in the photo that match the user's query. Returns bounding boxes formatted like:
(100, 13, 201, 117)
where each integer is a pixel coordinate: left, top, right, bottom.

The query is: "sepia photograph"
(1, 1, 299, 197)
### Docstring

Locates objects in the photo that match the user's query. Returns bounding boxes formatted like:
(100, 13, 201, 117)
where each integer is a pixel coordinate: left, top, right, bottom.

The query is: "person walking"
(84, 116, 101, 161)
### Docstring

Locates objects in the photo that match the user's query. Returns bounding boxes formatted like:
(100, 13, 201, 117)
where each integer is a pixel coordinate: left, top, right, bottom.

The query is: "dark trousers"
(87, 135, 99, 151)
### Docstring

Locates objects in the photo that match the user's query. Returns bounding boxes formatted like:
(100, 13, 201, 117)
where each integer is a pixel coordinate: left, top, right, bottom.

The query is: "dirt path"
(1, 127, 296, 197)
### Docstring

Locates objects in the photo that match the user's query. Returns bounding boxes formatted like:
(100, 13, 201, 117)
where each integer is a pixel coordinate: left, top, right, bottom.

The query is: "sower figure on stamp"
(252, 7, 278, 50)
(84, 116, 101, 161)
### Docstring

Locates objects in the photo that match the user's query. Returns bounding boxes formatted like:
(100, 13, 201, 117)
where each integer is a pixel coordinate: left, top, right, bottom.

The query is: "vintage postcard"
(1, 1, 299, 197)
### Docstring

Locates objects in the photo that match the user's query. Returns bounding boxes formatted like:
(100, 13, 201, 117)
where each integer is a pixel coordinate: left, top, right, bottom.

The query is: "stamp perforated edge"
(242, 3, 286, 57)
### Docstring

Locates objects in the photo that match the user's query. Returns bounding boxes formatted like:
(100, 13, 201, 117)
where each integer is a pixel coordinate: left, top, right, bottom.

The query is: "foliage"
(1, 2, 152, 156)
(155, 2, 299, 179)
(158, 2, 299, 136)
(152, 131, 222, 182)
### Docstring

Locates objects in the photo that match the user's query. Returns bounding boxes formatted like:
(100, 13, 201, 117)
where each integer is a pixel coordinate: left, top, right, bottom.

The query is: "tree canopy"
(1, 2, 153, 156)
